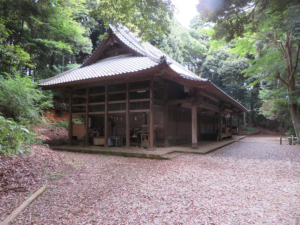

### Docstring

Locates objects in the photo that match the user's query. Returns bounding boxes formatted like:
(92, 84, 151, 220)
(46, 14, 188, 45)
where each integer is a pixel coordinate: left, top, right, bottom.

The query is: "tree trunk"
(289, 103, 300, 139)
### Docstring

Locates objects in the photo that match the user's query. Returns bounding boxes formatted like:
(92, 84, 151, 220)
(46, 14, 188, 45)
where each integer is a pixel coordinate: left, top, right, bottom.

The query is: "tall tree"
(152, 19, 208, 73)
(198, 0, 300, 138)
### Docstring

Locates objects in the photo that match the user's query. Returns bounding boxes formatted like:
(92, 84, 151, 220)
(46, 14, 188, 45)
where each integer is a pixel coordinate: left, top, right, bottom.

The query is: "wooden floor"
(51, 136, 246, 159)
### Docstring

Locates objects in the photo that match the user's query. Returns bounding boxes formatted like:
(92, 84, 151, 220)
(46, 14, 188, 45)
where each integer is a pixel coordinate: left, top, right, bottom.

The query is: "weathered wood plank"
(1, 186, 47, 225)
(89, 102, 105, 106)
(191, 102, 198, 149)
(129, 99, 150, 102)
(85, 88, 90, 145)
(108, 100, 126, 104)
(126, 82, 130, 147)
(104, 85, 108, 147)
(150, 78, 154, 149)
(198, 102, 220, 112)
(85, 88, 89, 146)
(129, 88, 150, 92)
(200, 90, 220, 103)
(219, 112, 222, 141)
(129, 109, 150, 113)
(168, 99, 190, 105)
(68, 89, 73, 145)
(108, 110, 126, 114)
(164, 82, 169, 147)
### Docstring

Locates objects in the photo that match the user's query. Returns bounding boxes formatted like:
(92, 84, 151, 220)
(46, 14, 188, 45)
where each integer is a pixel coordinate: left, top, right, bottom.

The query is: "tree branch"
(276, 74, 288, 88)
(292, 42, 300, 75)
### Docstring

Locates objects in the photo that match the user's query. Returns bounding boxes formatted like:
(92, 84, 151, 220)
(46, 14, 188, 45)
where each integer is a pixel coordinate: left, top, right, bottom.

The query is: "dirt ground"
(1, 136, 299, 225)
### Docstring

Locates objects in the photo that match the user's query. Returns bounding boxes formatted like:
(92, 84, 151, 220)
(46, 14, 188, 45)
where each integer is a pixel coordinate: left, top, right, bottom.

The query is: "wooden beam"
(89, 102, 105, 106)
(168, 98, 190, 105)
(198, 102, 220, 112)
(219, 112, 222, 141)
(108, 100, 126, 104)
(164, 82, 169, 147)
(230, 113, 232, 133)
(85, 88, 89, 146)
(200, 90, 220, 103)
(191, 102, 198, 149)
(68, 89, 73, 145)
(129, 109, 150, 113)
(104, 85, 108, 147)
(129, 87, 150, 92)
(108, 110, 126, 114)
(108, 90, 126, 94)
(72, 95, 86, 99)
(238, 115, 240, 136)
(126, 82, 130, 148)
(89, 112, 105, 115)
(150, 78, 154, 149)
(154, 76, 168, 85)
(72, 104, 86, 107)
(72, 112, 86, 115)
(129, 98, 150, 102)
(89, 93, 105, 97)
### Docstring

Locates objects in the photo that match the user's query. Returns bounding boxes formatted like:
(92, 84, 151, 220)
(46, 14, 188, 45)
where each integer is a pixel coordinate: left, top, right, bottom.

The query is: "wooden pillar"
(85, 87, 89, 145)
(219, 112, 222, 141)
(230, 113, 232, 133)
(104, 85, 108, 147)
(244, 112, 246, 127)
(191, 102, 198, 149)
(238, 114, 240, 136)
(126, 82, 130, 147)
(164, 82, 169, 147)
(149, 78, 154, 149)
(68, 89, 73, 145)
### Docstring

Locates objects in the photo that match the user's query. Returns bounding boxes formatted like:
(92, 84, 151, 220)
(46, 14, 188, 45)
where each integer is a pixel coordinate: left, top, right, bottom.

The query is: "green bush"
(52, 120, 69, 129)
(0, 116, 36, 154)
(285, 127, 295, 136)
(241, 125, 258, 135)
(0, 74, 53, 125)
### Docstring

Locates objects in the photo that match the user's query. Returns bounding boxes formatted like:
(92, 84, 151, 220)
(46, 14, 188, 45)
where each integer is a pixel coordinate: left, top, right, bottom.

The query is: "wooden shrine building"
(39, 25, 247, 149)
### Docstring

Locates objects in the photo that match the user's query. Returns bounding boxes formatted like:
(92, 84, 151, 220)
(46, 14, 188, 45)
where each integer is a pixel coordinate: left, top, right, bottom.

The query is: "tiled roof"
(39, 54, 158, 86)
(40, 25, 206, 86)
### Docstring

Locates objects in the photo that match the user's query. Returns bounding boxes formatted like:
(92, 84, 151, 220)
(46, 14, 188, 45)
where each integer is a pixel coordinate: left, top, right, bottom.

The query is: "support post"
(68, 89, 73, 145)
(219, 112, 222, 141)
(104, 85, 108, 147)
(238, 114, 240, 136)
(164, 82, 169, 147)
(149, 78, 154, 149)
(85, 87, 89, 145)
(126, 82, 130, 147)
(191, 102, 198, 149)
(244, 112, 246, 127)
(230, 113, 232, 133)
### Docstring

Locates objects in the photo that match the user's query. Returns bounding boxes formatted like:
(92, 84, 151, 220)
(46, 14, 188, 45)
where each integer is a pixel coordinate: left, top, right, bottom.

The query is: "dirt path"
(6, 137, 299, 224)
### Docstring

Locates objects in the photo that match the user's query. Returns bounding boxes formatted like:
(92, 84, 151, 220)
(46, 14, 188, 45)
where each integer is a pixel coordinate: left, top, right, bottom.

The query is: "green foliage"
(52, 120, 69, 129)
(286, 128, 296, 136)
(51, 118, 84, 130)
(0, 74, 53, 124)
(0, 116, 36, 154)
(99, 0, 174, 41)
(200, 48, 251, 103)
(241, 125, 258, 135)
(73, 118, 85, 124)
(152, 18, 208, 74)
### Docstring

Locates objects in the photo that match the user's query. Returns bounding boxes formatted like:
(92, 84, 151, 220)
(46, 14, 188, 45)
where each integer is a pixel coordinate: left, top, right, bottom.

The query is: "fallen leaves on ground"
(3, 136, 299, 224)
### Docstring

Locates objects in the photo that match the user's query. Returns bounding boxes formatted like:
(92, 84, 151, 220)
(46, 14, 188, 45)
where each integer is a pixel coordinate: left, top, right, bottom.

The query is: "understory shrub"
(0, 116, 36, 154)
(0, 74, 53, 125)
(241, 125, 258, 135)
